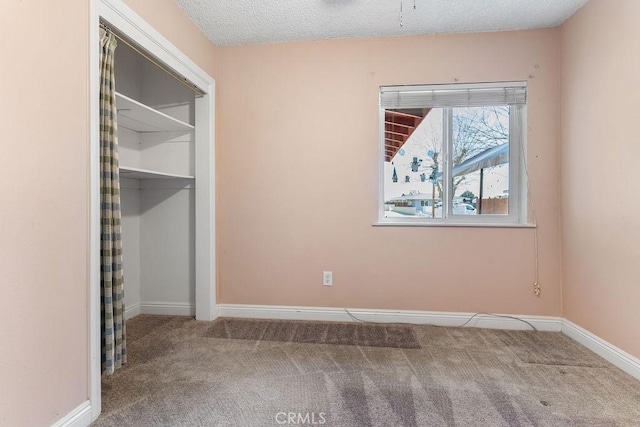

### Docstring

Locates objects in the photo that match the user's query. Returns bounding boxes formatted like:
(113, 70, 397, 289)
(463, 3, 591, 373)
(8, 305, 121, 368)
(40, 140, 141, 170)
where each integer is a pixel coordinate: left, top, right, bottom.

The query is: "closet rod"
(100, 22, 205, 97)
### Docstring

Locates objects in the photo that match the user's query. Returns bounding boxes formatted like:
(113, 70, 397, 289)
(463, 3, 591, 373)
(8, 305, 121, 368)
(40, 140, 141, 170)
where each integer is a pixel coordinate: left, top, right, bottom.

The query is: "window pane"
(383, 108, 443, 219)
(451, 106, 510, 216)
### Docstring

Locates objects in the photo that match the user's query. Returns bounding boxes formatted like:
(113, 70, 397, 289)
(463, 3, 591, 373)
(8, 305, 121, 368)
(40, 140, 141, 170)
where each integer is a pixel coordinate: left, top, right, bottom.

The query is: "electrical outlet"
(323, 271, 333, 286)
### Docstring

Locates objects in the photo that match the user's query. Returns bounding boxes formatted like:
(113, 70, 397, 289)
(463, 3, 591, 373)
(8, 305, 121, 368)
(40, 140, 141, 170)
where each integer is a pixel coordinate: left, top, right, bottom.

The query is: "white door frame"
(89, 0, 217, 420)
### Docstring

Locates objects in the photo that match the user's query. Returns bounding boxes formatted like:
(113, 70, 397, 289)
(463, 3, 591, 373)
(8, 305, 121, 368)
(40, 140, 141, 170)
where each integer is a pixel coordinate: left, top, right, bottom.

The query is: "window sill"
(373, 221, 536, 229)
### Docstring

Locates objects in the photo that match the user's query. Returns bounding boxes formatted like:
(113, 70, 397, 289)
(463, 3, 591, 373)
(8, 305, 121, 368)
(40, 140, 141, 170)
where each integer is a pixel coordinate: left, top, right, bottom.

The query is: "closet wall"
(115, 42, 196, 316)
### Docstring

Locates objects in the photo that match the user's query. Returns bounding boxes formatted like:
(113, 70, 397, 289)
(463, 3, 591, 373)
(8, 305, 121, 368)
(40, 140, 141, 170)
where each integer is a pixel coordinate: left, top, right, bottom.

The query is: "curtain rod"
(100, 22, 205, 97)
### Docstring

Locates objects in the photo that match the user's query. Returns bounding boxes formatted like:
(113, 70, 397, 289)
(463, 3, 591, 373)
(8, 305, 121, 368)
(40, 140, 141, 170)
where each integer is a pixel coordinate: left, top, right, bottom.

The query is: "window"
(379, 82, 527, 225)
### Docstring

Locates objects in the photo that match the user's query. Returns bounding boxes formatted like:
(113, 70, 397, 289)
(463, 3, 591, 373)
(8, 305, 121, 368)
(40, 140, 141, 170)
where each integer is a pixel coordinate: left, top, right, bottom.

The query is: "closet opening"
(113, 28, 198, 321)
(91, 0, 216, 420)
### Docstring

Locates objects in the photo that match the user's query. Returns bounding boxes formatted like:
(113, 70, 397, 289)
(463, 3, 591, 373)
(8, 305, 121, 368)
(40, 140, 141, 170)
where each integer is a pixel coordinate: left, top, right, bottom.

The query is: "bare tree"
(414, 106, 509, 198)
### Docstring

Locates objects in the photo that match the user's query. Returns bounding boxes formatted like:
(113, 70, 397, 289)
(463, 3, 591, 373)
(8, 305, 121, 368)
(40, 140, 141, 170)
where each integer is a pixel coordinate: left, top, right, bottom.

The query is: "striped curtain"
(100, 28, 126, 375)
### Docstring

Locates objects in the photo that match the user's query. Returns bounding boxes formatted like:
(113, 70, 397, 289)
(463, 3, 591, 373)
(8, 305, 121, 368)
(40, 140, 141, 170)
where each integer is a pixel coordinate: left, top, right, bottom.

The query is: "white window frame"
(377, 81, 528, 227)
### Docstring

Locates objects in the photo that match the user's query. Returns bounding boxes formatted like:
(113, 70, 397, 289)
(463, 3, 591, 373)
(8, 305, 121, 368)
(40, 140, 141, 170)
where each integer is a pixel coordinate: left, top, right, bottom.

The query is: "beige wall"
(215, 29, 563, 316)
(0, 1, 89, 425)
(560, 0, 640, 358)
(0, 0, 217, 425)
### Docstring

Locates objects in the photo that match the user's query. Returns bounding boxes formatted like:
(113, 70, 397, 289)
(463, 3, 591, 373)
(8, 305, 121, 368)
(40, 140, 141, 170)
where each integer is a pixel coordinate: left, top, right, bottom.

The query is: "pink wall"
(0, 1, 89, 425)
(215, 30, 563, 316)
(560, 0, 640, 358)
(0, 0, 217, 424)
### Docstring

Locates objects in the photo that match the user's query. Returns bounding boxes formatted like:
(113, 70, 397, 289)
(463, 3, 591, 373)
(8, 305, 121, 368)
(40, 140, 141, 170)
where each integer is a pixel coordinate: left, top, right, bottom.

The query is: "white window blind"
(380, 82, 527, 109)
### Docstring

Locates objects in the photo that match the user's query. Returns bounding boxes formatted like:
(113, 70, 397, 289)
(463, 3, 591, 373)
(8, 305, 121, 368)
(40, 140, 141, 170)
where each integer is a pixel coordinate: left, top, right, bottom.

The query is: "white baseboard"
(51, 400, 91, 427)
(562, 319, 640, 380)
(125, 303, 140, 320)
(138, 301, 195, 316)
(216, 304, 562, 332)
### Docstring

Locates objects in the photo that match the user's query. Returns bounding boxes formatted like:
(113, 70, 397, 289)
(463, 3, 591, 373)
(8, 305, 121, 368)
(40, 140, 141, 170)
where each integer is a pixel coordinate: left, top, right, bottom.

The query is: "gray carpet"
(206, 318, 421, 349)
(94, 315, 640, 426)
(497, 330, 609, 368)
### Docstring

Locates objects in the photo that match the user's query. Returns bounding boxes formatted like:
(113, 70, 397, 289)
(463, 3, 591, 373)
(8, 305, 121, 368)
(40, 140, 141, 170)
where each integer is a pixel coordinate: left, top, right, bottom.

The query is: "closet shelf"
(119, 166, 194, 180)
(116, 92, 195, 132)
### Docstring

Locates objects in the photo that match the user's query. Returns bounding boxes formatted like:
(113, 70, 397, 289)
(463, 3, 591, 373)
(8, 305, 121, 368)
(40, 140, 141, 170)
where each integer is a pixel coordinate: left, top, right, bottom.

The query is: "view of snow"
(384, 106, 510, 217)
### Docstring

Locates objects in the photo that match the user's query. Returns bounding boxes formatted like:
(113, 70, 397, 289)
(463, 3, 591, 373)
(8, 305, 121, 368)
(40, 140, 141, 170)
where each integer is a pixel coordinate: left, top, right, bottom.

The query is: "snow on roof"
(387, 193, 438, 202)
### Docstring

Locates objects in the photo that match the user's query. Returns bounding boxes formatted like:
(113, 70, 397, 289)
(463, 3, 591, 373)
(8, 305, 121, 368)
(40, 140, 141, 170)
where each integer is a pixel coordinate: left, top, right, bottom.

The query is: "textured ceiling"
(174, 0, 589, 46)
